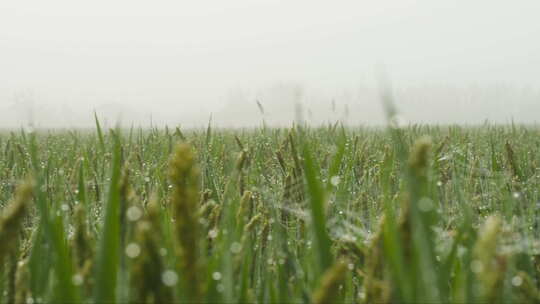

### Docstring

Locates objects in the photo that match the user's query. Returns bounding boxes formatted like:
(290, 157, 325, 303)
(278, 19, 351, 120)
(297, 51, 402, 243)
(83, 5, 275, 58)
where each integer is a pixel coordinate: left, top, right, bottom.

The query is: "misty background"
(1, 0, 539, 128)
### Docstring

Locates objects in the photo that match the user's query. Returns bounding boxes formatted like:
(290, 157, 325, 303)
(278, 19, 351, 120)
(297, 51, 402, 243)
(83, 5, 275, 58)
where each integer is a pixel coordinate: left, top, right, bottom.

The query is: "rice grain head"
(131, 199, 173, 303)
(409, 136, 432, 177)
(0, 178, 34, 261)
(312, 260, 348, 304)
(236, 191, 252, 230)
(474, 216, 505, 302)
(15, 258, 30, 304)
(168, 143, 205, 301)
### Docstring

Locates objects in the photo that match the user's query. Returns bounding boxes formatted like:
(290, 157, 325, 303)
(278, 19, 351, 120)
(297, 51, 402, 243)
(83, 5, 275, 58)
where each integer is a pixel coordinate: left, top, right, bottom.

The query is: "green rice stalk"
(131, 199, 173, 303)
(312, 260, 347, 304)
(0, 179, 33, 261)
(513, 271, 540, 302)
(505, 141, 523, 182)
(236, 150, 249, 195)
(7, 254, 17, 304)
(363, 216, 391, 303)
(15, 258, 30, 304)
(72, 205, 94, 293)
(474, 216, 506, 303)
(236, 191, 252, 231)
(234, 135, 244, 150)
(275, 150, 287, 175)
(260, 218, 270, 255)
(93, 132, 123, 303)
(168, 143, 205, 301)
(209, 203, 222, 230)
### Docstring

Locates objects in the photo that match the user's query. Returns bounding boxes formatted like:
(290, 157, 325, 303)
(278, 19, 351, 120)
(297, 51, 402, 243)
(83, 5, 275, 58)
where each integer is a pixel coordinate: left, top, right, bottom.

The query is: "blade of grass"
(303, 142, 333, 273)
(28, 132, 79, 303)
(93, 131, 122, 303)
(94, 111, 106, 153)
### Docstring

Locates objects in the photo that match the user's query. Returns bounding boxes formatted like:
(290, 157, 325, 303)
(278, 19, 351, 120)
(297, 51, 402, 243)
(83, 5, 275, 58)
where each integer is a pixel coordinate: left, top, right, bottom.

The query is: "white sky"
(1, 0, 539, 127)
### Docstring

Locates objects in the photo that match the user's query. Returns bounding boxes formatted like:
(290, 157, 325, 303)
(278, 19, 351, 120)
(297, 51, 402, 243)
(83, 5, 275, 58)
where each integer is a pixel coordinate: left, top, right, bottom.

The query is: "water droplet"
(127, 206, 143, 222)
(208, 229, 219, 239)
(330, 176, 341, 186)
(216, 283, 225, 293)
(358, 291, 366, 300)
(161, 270, 178, 286)
(125, 243, 141, 258)
(230, 242, 242, 254)
(212, 272, 222, 281)
(511, 275, 523, 287)
(72, 274, 84, 286)
(470, 260, 483, 273)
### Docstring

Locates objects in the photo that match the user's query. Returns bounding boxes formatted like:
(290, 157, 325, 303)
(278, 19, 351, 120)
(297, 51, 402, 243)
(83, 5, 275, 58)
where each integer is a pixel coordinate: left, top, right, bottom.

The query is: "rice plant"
(0, 116, 539, 303)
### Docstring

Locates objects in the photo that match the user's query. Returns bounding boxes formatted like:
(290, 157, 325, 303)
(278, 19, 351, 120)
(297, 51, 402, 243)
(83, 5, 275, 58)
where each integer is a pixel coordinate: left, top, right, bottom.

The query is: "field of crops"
(0, 117, 539, 303)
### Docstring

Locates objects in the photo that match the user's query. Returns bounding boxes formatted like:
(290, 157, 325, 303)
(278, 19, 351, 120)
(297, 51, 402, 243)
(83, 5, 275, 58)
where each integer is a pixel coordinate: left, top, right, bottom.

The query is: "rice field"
(1, 116, 540, 303)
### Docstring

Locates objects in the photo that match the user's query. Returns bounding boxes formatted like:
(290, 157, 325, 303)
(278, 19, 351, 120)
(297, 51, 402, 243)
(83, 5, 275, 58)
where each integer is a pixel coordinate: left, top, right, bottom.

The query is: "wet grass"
(0, 121, 540, 303)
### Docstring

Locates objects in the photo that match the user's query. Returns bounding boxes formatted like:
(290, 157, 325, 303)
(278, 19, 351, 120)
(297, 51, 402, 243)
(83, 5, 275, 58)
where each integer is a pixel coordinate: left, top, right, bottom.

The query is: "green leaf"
(94, 111, 106, 153)
(303, 142, 333, 273)
(93, 132, 122, 303)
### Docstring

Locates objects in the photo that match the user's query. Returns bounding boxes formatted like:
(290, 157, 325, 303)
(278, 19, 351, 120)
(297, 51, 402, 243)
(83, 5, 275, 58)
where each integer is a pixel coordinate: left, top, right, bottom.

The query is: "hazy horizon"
(2, 0, 539, 128)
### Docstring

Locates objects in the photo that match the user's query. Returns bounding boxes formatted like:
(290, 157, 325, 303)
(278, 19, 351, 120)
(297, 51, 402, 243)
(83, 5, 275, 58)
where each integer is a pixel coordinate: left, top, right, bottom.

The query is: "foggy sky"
(1, 0, 539, 128)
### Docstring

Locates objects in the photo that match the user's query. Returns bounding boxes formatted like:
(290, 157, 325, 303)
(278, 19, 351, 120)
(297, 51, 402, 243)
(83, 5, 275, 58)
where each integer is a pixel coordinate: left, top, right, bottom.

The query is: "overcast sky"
(1, 0, 539, 127)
